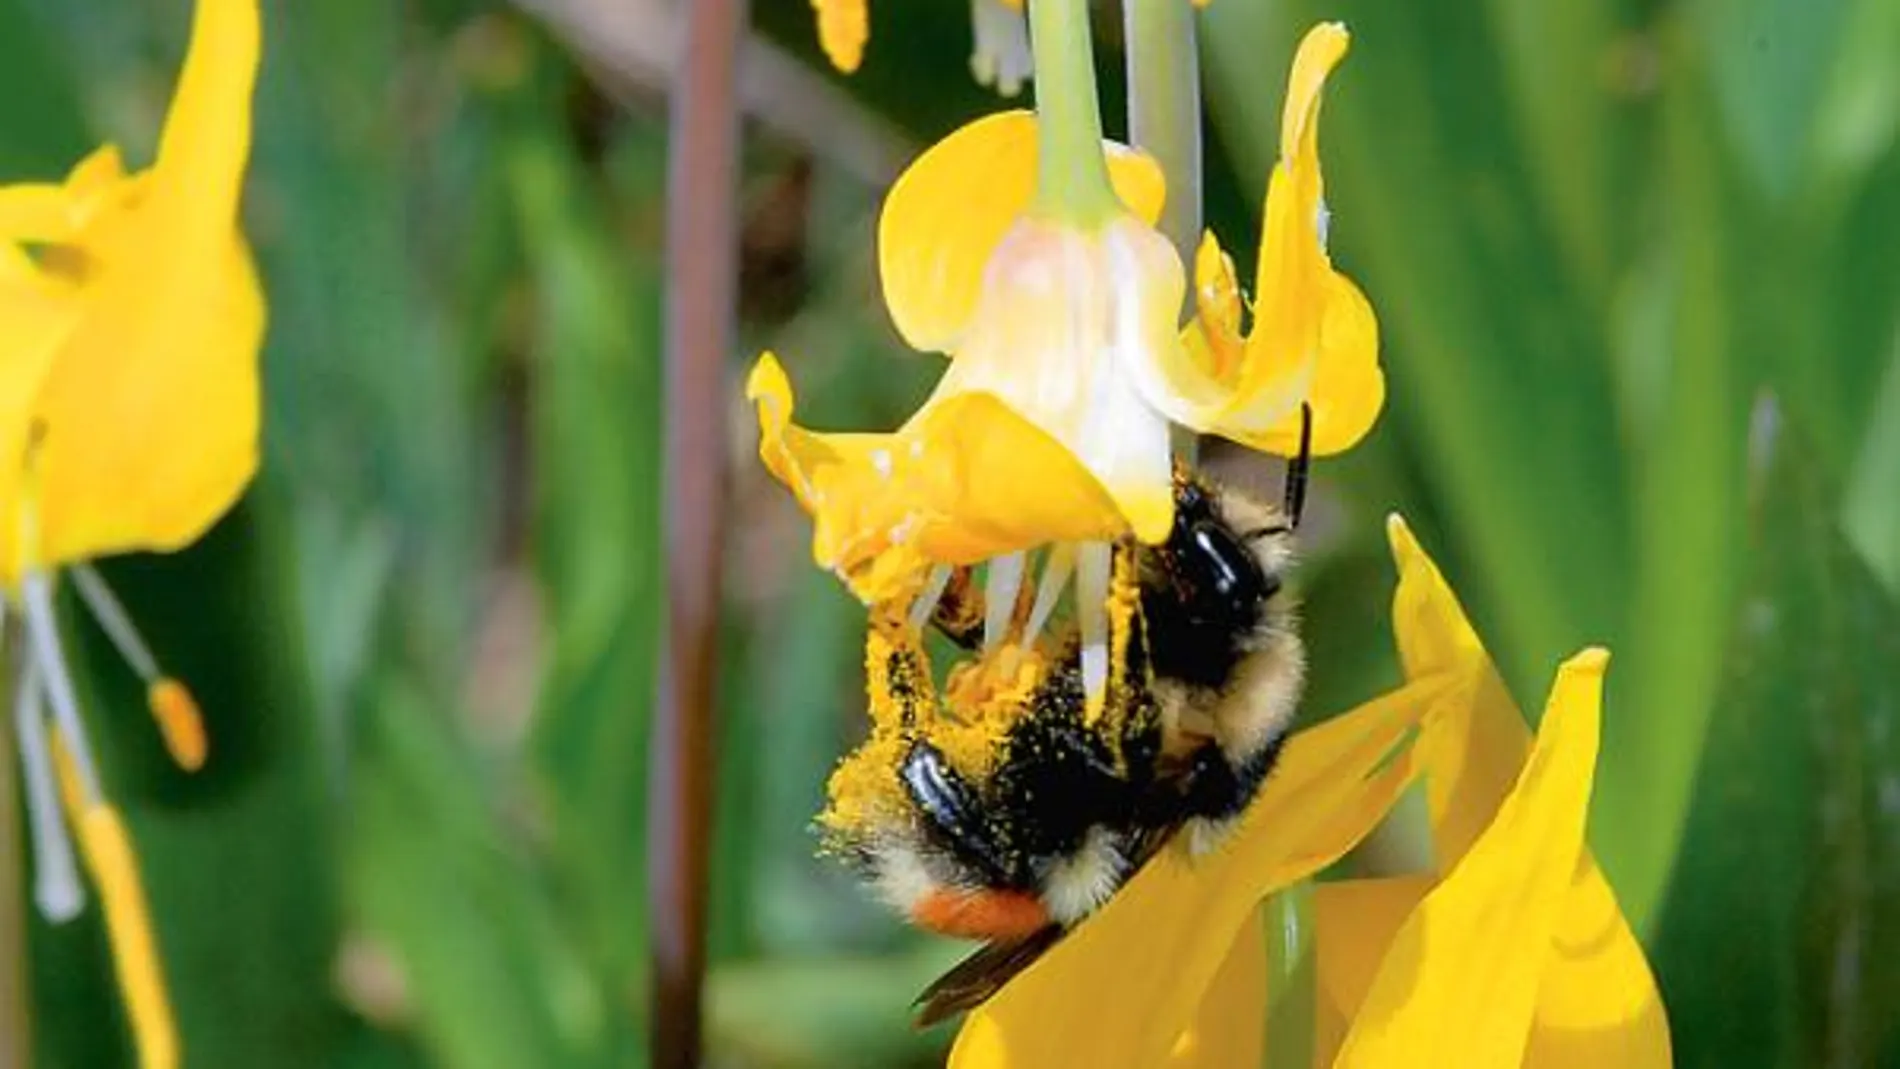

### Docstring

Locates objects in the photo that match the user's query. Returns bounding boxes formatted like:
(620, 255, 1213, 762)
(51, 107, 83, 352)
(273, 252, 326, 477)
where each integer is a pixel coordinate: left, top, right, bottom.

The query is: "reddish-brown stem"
(649, 0, 745, 1064)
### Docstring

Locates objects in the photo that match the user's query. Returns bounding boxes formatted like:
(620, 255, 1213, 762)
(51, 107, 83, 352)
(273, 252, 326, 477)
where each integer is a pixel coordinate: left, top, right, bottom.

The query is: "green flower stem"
(1028, 0, 1120, 225)
(1263, 880, 1317, 1069)
(0, 681, 29, 1069)
(1124, 0, 1203, 273)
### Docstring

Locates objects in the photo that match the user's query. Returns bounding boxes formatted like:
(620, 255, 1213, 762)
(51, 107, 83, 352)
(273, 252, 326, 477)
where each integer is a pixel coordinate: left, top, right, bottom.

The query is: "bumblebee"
(819, 418, 1312, 1024)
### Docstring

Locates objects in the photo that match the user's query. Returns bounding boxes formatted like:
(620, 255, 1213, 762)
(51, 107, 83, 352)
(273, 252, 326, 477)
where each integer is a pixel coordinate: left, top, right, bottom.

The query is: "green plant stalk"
(1262, 881, 1316, 1069)
(1029, 0, 1120, 224)
(0, 678, 27, 1069)
(1124, 0, 1204, 270)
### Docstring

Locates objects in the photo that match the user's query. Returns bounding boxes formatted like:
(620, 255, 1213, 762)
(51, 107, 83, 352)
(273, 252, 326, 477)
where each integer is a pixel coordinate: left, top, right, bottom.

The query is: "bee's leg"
(929, 566, 986, 650)
(866, 618, 929, 731)
(900, 741, 1021, 886)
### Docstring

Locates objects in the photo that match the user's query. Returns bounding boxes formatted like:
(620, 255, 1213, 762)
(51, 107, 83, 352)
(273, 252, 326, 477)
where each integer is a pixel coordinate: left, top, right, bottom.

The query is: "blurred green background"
(2, 0, 1898, 1065)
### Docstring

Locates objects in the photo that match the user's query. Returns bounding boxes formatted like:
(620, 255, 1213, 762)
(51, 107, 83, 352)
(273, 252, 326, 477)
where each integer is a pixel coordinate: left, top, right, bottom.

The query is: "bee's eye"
(1188, 521, 1276, 613)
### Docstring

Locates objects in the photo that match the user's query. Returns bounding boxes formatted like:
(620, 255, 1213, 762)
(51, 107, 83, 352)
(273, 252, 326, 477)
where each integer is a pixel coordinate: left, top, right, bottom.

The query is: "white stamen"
(1076, 543, 1112, 708)
(982, 552, 1027, 652)
(871, 448, 894, 479)
(70, 563, 160, 682)
(21, 572, 103, 805)
(969, 0, 1033, 97)
(13, 656, 84, 922)
(1024, 543, 1076, 647)
(907, 565, 955, 633)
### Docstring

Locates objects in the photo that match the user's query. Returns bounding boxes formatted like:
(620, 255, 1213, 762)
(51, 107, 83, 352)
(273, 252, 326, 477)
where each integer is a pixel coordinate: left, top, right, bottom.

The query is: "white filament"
(969, 0, 1033, 97)
(906, 564, 955, 634)
(20, 572, 103, 805)
(1024, 543, 1076, 647)
(1076, 542, 1112, 709)
(982, 552, 1027, 652)
(13, 656, 84, 922)
(71, 563, 160, 682)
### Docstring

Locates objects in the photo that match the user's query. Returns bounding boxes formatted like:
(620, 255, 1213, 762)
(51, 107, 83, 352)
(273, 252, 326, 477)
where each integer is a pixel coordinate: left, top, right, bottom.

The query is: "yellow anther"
(811, 0, 868, 73)
(146, 679, 207, 772)
(51, 734, 181, 1069)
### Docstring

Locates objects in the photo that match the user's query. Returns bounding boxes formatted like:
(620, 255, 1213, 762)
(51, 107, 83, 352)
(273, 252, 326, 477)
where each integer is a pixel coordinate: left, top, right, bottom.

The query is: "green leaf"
(1654, 442, 1900, 1067)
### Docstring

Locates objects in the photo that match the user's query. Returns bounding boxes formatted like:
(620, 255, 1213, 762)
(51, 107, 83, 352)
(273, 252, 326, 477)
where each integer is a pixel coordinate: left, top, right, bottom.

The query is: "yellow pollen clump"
(937, 642, 1048, 774)
(1088, 545, 1148, 730)
(146, 679, 207, 772)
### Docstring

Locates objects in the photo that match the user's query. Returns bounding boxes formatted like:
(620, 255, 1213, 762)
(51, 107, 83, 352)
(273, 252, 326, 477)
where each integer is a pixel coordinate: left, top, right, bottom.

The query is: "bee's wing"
(912, 924, 1065, 1028)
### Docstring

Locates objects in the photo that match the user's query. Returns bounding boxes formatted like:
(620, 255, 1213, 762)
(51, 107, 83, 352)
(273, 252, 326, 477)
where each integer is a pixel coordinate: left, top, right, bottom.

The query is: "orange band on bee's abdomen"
(910, 888, 1049, 938)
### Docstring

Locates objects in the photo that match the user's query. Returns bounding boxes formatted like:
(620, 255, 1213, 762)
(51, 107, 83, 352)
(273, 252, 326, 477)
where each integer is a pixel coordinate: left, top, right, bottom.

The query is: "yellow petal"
(30, 0, 264, 567)
(878, 112, 1165, 353)
(1183, 231, 1245, 382)
(812, 0, 868, 73)
(948, 673, 1450, 1069)
(1334, 649, 1608, 1069)
(0, 272, 80, 583)
(749, 352, 1127, 602)
(1171, 24, 1383, 456)
(1165, 910, 1266, 1068)
(1242, 273, 1384, 456)
(1384, 516, 1672, 1066)
(935, 216, 1187, 542)
(0, 183, 77, 243)
(1314, 874, 1433, 1027)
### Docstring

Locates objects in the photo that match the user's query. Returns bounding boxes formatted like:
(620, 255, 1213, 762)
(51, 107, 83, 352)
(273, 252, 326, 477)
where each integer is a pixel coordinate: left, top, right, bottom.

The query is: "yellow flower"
(749, 110, 1172, 605)
(941, 518, 1670, 1069)
(813, 0, 1033, 97)
(754, 24, 1372, 603)
(0, 1, 263, 1067)
(1312, 519, 1672, 1068)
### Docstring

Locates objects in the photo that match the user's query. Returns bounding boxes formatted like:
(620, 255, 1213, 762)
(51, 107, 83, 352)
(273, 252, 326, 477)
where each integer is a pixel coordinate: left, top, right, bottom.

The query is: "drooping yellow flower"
(0, 2, 263, 1067)
(750, 111, 1172, 604)
(942, 518, 1670, 1069)
(812, 0, 1034, 97)
(755, 24, 1372, 602)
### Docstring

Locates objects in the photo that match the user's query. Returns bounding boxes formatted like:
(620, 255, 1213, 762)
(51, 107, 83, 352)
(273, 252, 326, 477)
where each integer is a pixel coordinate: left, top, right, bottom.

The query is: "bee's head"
(1165, 474, 1291, 627)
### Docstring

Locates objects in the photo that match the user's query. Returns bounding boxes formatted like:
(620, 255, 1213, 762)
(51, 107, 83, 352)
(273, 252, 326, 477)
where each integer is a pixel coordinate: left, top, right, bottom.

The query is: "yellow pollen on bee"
(51, 733, 180, 1069)
(146, 679, 207, 772)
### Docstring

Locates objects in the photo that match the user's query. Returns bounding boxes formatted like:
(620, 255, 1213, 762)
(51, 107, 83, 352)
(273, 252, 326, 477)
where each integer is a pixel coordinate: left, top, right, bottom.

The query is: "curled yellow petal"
(147, 678, 208, 772)
(1169, 24, 1382, 456)
(878, 112, 1165, 354)
(811, 0, 868, 73)
(1334, 649, 1608, 1069)
(948, 672, 1451, 1068)
(30, 0, 265, 568)
(749, 352, 1127, 602)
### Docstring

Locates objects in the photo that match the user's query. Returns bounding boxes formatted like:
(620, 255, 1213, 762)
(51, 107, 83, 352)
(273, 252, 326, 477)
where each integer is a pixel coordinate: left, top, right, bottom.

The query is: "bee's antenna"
(1283, 403, 1312, 528)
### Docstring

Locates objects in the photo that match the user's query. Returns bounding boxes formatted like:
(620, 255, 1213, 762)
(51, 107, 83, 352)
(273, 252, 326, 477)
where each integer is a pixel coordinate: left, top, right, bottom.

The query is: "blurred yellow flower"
(0, 1, 263, 1067)
(941, 518, 1671, 1069)
(811, 0, 1033, 96)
